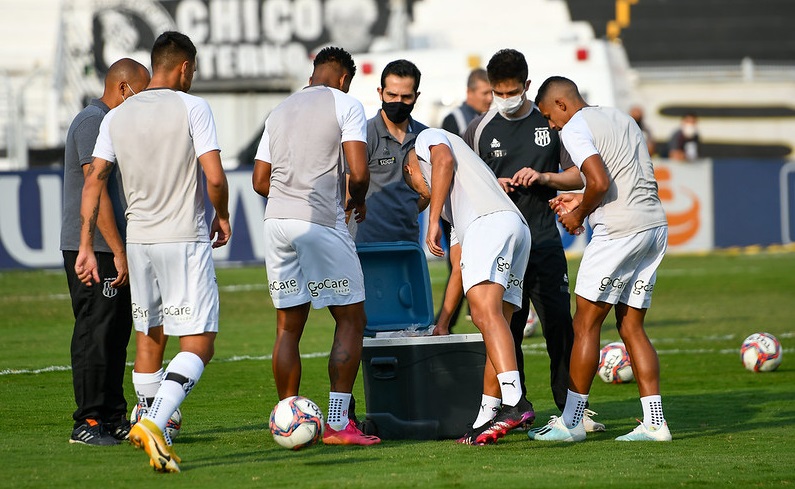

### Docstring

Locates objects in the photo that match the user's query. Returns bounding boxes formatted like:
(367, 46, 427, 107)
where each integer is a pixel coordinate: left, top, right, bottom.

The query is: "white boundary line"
(0, 351, 331, 376)
(3, 333, 792, 376)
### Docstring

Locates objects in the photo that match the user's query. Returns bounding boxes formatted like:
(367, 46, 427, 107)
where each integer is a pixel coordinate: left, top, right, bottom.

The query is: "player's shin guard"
(146, 352, 204, 431)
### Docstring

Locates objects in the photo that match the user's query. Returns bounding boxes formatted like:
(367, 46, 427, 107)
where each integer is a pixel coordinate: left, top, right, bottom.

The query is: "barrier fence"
(1, 158, 792, 270)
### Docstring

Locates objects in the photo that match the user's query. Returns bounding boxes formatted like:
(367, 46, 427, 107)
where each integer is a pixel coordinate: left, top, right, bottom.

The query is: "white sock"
(146, 352, 204, 432)
(473, 395, 501, 429)
(496, 371, 522, 407)
(562, 390, 589, 429)
(132, 368, 163, 408)
(640, 395, 666, 428)
(327, 392, 352, 431)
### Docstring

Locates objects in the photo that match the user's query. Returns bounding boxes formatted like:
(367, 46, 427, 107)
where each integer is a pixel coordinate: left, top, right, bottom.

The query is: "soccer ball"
(269, 396, 325, 450)
(741, 332, 783, 372)
(598, 342, 634, 384)
(523, 307, 539, 338)
(130, 403, 182, 439)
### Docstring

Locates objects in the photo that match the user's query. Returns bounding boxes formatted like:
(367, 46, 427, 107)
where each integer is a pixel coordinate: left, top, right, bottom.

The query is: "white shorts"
(459, 211, 531, 310)
(127, 242, 219, 336)
(264, 218, 365, 309)
(575, 225, 668, 309)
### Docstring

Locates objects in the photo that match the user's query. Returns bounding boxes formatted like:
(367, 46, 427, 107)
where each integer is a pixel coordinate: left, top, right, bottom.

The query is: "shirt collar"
(375, 109, 417, 138)
(90, 98, 111, 114)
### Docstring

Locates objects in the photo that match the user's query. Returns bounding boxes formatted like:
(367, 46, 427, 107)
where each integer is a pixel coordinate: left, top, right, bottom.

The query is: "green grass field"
(2, 251, 794, 488)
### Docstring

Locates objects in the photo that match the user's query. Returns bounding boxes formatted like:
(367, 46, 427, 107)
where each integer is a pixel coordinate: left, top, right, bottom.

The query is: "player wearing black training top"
(463, 49, 585, 418)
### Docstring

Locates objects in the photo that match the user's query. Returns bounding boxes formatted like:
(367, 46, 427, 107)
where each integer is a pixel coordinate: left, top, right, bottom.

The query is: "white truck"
(348, 0, 636, 123)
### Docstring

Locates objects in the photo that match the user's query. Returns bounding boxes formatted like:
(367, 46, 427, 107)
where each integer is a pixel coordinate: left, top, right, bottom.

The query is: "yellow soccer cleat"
(129, 418, 181, 473)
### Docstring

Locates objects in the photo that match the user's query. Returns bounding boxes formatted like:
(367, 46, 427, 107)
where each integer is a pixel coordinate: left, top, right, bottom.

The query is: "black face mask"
(381, 101, 415, 124)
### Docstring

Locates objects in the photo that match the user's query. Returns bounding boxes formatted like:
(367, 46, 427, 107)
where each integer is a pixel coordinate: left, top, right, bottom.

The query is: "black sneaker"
(70, 419, 120, 446)
(106, 417, 132, 441)
(475, 398, 535, 445)
(456, 422, 495, 446)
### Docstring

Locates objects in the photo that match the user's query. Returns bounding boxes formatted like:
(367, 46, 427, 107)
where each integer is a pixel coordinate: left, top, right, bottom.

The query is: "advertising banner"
(712, 158, 793, 247)
(558, 159, 714, 255)
(2, 159, 793, 270)
(80, 0, 403, 91)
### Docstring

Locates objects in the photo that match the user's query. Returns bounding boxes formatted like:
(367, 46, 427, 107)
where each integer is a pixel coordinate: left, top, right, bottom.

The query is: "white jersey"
(560, 106, 667, 238)
(414, 129, 526, 244)
(255, 85, 367, 228)
(93, 89, 220, 244)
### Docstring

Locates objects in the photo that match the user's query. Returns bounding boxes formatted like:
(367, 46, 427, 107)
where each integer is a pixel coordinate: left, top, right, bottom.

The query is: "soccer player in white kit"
(529, 76, 672, 442)
(76, 32, 231, 471)
(403, 128, 534, 445)
(252, 47, 379, 446)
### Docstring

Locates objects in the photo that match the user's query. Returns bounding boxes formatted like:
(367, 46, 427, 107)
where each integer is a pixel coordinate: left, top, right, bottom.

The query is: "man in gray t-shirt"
(61, 58, 149, 447)
(78, 32, 231, 473)
(253, 47, 379, 446)
(531, 76, 671, 443)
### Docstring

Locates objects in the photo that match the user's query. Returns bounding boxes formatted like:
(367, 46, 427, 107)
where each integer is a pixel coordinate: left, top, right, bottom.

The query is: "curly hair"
(314, 46, 357, 78)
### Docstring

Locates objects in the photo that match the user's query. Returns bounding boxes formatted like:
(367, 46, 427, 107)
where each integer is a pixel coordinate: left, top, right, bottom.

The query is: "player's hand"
(210, 215, 232, 248)
(345, 199, 366, 223)
(549, 193, 581, 215)
(497, 177, 517, 194)
(75, 249, 99, 286)
(558, 210, 585, 235)
(551, 194, 585, 235)
(110, 251, 129, 288)
(432, 324, 450, 336)
(425, 219, 444, 257)
(512, 167, 547, 187)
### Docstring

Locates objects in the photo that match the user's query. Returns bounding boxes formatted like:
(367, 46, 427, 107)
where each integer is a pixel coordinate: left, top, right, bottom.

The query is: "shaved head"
(534, 76, 588, 131)
(534, 76, 582, 107)
(101, 58, 150, 109)
(105, 58, 150, 92)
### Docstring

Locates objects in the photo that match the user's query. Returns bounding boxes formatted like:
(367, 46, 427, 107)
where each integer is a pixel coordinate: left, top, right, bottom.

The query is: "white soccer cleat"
(615, 421, 672, 441)
(527, 415, 586, 442)
(582, 409, 606, 432)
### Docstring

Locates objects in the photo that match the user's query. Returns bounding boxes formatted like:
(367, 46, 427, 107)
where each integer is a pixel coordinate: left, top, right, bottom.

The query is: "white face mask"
(493, 91, 525, 116)
(681, 123, 697, 139)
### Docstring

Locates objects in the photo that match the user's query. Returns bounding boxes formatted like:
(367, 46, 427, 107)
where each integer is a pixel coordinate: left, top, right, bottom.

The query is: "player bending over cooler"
(403, 128, 534, 445)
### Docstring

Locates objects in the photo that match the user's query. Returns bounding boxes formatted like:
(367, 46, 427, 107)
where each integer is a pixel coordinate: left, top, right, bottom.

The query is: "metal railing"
(635, 58, 795, 82)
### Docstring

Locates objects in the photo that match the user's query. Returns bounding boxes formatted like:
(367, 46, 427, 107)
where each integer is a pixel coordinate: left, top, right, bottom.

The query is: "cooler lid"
(357, 241, 434, 336)
(363, 333, 484, 347)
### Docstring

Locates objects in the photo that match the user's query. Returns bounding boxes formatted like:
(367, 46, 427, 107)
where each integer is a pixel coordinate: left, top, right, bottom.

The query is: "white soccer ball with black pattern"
(130, 403, 182, 439)
(741, 332, 782, 372)
(598, 342, 634, 384)
(269, 396, 325, 450)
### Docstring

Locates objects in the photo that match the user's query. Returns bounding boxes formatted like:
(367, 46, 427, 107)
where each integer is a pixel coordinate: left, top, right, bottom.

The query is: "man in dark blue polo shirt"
(351, 59, 429, 244)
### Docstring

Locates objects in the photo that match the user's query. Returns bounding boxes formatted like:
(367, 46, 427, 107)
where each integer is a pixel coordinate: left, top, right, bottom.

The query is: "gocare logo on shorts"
(307, 278, 351, 298)
(599, 276, 627, 292)
(269, 279, 299, 295)
(164, 304, 194, 322)
(131, 303, 148, 320)
(632, 279, 654, 295)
